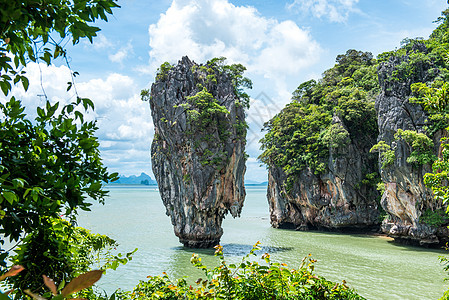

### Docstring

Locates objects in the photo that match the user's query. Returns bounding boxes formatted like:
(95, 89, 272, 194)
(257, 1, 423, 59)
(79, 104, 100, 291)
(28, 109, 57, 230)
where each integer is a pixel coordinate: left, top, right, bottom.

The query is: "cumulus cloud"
(109, 42, 134, 64)
(287, 0, 359, 23)
(77, 73, 153, 174)
(8, 62, 153, 177)
(92, 34, 114, 50)
(148, 0, 321, 81)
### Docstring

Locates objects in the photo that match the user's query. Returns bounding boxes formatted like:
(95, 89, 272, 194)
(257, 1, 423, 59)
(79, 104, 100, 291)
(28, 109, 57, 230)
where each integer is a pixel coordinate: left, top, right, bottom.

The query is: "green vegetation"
(395, 129, 436, 166)
(0, 0, 127, 297)
(370, 141, 395, 168)
(207, 57, 252, 109)
(410, 81, 449, 135)
(423, 83, 449, 206)
(0, 242, 364, 299)
(419, 208, 448, 227)
(121, 242, 363, 300)
(370, 129, 436, 169)
(384, 10, 449, 202)
(7, 218, 135, 297)
(185, 88, 230, 131)
(371, 9, 449, 172)
(156, 62, 173, 82)
(259, 49, 379, 192)
(0, 264, 106, 300)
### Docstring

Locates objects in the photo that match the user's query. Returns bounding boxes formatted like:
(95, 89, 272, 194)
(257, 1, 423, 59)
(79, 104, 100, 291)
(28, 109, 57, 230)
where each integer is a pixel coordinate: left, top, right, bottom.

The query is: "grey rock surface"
(150, 56, 246, 248)
(267, 115, 380, 231)
(375, 44, 447, 246)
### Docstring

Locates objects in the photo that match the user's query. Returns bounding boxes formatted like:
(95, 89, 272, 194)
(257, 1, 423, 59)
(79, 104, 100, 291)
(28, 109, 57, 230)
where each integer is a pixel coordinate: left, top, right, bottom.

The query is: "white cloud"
(253, 20, 321, 76)
(92, 34, 114, 50)
(77, 72, 153, 147)
(287, 0, 359, 23)
(109, 42, 134, 64)
(7, 63, 154, 177)
(148, 0, 321, 81)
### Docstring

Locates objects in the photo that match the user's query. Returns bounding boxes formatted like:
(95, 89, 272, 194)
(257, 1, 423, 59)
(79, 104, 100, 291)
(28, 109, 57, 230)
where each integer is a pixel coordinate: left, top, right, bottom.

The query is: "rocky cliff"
(375, 44, 449, 246)
(150, 56, 247, 248)
(267, 115, 380, 231)
(260, 50, 381, 232)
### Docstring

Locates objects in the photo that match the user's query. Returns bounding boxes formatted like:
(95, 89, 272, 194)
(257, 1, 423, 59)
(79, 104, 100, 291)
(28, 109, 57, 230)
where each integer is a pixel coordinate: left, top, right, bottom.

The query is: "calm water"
(78, 185, 448, 299)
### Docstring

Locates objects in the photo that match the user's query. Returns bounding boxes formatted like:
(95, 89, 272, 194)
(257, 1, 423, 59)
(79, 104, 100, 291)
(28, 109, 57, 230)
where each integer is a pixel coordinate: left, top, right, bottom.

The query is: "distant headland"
(111, 172, 267, 186)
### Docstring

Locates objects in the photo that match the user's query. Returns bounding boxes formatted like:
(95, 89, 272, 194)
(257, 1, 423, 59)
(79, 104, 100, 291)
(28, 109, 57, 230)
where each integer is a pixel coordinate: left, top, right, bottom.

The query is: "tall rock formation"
(375, 43, 448, 246)
(150, 56, 247, 248)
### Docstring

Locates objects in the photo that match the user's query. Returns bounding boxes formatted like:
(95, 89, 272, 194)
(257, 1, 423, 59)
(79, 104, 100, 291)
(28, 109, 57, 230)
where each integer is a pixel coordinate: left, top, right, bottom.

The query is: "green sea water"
(77, 185, 448, 299)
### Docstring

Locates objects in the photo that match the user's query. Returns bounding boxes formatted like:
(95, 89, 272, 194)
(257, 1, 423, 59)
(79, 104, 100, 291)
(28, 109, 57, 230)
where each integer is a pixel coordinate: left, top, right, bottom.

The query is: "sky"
(7, 0, 449, 183)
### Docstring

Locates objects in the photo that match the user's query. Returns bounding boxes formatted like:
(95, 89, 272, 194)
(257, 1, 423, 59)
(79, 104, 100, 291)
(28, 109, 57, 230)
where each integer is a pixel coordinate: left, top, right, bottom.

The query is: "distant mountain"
(113, 173, 265, 186)
(245, 180, 268, 186)
(113, 172, 157, 185)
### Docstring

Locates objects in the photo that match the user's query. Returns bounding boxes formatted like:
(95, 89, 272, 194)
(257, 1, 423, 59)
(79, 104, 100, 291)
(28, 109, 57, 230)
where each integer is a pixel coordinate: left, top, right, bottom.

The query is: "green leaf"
(3, 192, 17, 205)
(21, 76, 29, 91)
(89, 181, 102, 191)
(40, 51, 52, 65)
(81, 98, 95, 110)
(37, 107, 45, 118)
(12, 178, 25, 189)
(0, 80, 10, 96)
(23, 188, 31, 198)
(74, 111, 84, 122)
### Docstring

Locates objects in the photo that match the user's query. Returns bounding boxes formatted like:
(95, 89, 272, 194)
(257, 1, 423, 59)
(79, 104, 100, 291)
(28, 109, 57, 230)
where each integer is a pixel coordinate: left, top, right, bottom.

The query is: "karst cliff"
(149, 56, 248, 248)
(375, 42, 449, 246)
(260, 50, 381, 232)
(266, 117, 380, 231)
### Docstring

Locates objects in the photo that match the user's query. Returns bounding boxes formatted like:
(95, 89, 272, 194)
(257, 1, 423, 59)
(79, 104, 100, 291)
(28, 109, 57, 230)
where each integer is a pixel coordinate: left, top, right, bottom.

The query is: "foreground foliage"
(0, 264, 106, 300)
(0, 0, 121, 296)
(124, 242, 363, 300)
(0, 243, 363, 299)
(7, 218, 135, 297)
(0, 0, 119, 96)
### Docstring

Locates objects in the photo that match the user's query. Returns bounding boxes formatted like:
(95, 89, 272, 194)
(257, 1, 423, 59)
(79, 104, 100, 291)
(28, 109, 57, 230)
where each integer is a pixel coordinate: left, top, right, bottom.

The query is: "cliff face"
(268, 115, 380, 231)
(150, 56, 246, 248)
(375, 46, 448, 246)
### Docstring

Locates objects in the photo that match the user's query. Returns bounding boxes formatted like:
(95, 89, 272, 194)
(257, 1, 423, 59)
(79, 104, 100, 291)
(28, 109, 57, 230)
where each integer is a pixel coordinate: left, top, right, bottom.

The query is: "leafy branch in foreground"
(0, 264, 105, 300)
(0, 0, 120, 96)
(0, 97, 118, 246)
(127, 242, 364, 299)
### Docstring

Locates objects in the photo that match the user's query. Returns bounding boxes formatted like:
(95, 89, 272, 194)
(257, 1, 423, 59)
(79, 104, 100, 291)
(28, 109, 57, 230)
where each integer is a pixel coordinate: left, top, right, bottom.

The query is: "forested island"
(1, 0, 449, 299)
(259, 26, 449, 246)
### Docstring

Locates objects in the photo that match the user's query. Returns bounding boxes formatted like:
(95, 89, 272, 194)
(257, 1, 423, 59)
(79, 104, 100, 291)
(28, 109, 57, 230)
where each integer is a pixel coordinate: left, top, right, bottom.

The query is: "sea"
(77, 185, 448, 300)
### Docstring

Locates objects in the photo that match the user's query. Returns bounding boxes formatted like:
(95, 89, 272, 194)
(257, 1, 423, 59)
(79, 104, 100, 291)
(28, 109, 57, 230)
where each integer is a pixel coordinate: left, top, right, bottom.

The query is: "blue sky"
(10, 0, 448, 182)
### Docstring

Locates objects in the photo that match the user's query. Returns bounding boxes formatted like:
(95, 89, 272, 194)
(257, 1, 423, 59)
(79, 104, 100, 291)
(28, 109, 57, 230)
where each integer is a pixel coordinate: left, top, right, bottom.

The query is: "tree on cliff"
(0, 0, 120, 295)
